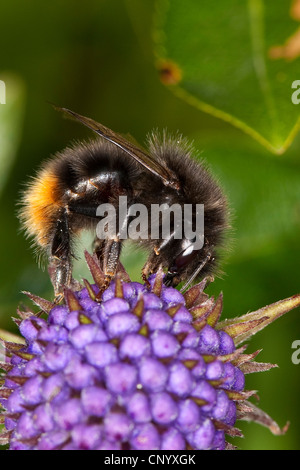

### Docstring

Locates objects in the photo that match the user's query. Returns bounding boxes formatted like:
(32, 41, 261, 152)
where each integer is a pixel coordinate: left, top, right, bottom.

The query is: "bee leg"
(53, 293, 64, 305)
(49, 256, 72, 298)
(141, 248, 161, 287)
(94, 237, 122, 299)
(93, 237, 106, 270)
(141, 261, 152, 284)
(49, 210, 72, 297)
(92, 237, 113, 294)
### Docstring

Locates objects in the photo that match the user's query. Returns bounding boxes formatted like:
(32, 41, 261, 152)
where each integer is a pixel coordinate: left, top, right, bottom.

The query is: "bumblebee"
(20, 108, 228, 298)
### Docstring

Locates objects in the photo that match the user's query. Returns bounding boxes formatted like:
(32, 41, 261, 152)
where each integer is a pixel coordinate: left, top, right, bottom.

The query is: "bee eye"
(175, 244, 197, 270)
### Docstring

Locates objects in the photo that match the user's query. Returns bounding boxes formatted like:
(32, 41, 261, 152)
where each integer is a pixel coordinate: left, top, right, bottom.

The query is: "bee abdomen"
(20, 167, 64, 249)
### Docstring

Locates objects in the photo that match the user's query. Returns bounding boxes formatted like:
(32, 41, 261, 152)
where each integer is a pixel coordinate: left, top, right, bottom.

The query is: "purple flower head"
(0, 261, 295, 450)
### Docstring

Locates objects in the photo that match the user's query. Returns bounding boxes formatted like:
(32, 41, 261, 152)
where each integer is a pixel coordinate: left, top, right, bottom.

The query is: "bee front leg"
(94, 237, 122, 298)
(142, 247, 161, 286)
(93, 237, 106, 270)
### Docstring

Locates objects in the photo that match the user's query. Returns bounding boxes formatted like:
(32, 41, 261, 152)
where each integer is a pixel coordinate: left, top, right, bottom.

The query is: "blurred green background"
(0, 0, 300, 450)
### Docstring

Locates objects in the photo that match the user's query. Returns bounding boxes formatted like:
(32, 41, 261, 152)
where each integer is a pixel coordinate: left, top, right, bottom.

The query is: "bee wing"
(55, 106, 180, 190)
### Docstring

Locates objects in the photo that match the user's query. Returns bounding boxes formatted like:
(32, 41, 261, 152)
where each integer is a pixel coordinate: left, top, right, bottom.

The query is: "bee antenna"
(180, 252, 212, 293)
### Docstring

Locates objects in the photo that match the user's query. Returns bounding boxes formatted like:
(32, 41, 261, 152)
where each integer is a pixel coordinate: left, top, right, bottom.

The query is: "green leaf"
(154, 0, 300, 154)
(0, 72, 26, 195)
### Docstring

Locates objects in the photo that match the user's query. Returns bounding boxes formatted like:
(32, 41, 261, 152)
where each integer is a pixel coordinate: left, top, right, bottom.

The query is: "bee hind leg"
(49, 210, 73, 298)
